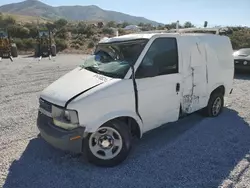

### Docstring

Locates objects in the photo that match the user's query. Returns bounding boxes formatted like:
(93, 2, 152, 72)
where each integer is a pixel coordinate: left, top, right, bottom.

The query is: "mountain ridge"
(0, 0, 162, 25)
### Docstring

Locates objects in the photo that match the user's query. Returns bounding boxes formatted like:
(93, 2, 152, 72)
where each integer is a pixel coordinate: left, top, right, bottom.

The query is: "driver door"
(135, 37, 182, 133)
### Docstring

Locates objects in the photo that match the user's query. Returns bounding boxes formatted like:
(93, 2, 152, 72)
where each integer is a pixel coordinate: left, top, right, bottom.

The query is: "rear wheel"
(85, 120, 132, 167)
(51, 45, 56, 56)
(203, 92, 224, 117)
(11, 44, 18, 57)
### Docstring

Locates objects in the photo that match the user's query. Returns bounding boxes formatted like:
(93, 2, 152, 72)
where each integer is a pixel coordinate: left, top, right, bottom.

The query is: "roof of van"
(99, 32, 222, 43)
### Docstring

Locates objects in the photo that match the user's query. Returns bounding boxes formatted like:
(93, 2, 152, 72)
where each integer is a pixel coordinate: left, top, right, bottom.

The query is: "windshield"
(80, 39, 148, 79)
(39, 31, 49, 37)
(0, 31, 7, 38)
(237, 48, 250, 55)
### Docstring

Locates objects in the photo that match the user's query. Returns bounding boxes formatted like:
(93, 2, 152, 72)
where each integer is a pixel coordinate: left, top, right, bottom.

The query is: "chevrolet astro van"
(37, 29, 234, 167)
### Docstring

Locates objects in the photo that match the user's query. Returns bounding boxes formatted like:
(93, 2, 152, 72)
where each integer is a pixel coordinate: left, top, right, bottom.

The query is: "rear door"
(134, 37, 182, 133)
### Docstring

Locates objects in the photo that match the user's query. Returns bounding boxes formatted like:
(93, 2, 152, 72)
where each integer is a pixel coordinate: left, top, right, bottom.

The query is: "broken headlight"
(51, 106, 79, 130)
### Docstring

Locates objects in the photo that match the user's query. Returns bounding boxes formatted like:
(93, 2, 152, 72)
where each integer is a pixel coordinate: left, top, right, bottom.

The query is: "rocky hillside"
(0, 0, 161, 25)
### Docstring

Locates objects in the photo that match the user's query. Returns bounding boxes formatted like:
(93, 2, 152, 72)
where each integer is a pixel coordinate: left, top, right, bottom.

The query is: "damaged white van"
(37, 28, 234, 167)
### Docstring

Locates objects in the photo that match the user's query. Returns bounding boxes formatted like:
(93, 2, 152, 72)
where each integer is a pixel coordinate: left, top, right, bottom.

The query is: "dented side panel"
(179, 37, 208, 114)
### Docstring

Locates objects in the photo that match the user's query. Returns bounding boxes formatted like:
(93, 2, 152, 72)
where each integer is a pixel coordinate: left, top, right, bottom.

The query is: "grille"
(39, 98, 52, 113)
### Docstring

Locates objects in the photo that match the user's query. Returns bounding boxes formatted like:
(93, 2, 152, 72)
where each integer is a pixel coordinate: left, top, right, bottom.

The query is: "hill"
(1, 12, 50, 24)
(0, 0, 161, 25)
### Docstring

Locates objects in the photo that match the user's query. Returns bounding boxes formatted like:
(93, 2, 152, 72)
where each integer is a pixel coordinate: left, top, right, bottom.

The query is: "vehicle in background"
(34, 29, 56, 58)
(233, 48, 250, 72)
(0, 29, 18, 61)
(37, 28, 234, 167)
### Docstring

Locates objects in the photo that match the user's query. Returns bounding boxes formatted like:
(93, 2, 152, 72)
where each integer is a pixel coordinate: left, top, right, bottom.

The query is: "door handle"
(176, 83, 180, 92)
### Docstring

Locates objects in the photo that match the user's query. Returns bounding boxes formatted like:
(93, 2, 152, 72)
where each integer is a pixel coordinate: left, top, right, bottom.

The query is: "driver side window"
(135, 37, 179, 78)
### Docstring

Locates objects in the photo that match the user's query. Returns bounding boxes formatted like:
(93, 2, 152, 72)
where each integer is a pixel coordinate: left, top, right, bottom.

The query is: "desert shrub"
(118, 28, 126, 35)
(92, 36, 100, 42)
(55, 27, 68, 39)
(55, 38, 67, 51)
(102, 27, 114, 35)
(8, 25, 30, 38)
(71, 43, 80, 49)
(13, 38, 25, 50)
(106, 21, 116, 28)
(54, 18, 68, 29)
(22, 38, 35, 49)
(13, 38, 35, 50)
(88, 41, 95, 48)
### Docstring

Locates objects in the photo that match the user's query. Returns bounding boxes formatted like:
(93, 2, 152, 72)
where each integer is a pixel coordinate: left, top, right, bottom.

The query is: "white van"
(37, 29, 234, 167)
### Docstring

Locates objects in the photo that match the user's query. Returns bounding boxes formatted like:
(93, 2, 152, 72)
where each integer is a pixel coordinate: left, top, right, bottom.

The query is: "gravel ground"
(0, 55, 250, 188)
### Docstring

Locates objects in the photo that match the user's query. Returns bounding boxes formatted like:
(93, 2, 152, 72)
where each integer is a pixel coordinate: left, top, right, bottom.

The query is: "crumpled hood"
(40, 67, 112, 107)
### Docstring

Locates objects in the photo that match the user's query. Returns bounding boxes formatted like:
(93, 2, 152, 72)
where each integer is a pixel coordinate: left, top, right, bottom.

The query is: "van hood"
(233, 55, 250, 61)
(40, 67, 112, 107)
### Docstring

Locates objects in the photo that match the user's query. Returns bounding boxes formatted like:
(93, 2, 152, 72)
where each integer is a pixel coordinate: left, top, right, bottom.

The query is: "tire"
(51, 45, 56, 56)
(203, 91, 224, 117)
(34, 45, 39, 57)
(84, 120, 132, 167)
(11, 44, 18, 57)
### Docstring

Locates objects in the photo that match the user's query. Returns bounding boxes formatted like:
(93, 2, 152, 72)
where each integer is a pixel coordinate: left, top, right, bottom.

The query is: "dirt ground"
(0, 55, 250, 188)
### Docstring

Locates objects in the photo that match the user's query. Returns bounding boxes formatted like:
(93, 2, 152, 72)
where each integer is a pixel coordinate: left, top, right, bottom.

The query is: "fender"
(84, 110, 143, 137)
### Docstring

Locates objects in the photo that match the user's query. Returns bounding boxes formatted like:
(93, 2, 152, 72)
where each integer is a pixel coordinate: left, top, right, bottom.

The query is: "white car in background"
(233, 48, 250, 71)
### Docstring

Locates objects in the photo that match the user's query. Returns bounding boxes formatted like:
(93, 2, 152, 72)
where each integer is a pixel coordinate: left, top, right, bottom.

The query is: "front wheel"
(85, 120, 132, 167)
(203, 92, 224, 117)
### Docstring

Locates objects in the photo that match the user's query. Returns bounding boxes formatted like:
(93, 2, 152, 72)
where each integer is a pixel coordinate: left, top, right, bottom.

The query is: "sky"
(0, 0, 249, 27)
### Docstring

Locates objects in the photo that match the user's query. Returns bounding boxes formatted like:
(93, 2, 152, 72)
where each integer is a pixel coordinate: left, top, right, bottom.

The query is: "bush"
(102, 27, 114, 35)
(88, 41, 95, 49)
(22, 38, 35, 49)
(13, 38, 35, 50)
(71, 43, 80, 49)
(55, 38, 67, 51)
(13, 38, 25, 50)
(106, 21, 116, 28)
(92, 36, 100, 42)
(72, 39, 84, 46)
(54, 19, 68, 29)
(8, 25, 30, 38)
(118, 28, 126, 35)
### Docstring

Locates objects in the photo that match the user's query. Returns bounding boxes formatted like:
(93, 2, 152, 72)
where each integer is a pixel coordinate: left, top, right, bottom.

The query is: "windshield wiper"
(84, 66, 122, 79)
(84, 66, 101, 74)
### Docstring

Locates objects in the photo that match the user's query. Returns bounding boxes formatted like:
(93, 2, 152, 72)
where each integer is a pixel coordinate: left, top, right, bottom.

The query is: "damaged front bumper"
(37, 112, 86, 153)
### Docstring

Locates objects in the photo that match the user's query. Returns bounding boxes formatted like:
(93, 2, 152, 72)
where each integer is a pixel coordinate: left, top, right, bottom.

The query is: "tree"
(54, 18, 68, 29)
(183, 21, 195, 28)
(121, 22, 129, 28)
(102, 27, 114, 35)
(165, 22, 182, 30)
(106, 21, 116, 28)
(7, 25, 30, 38)
(138, 22, 145, 27)
(46, 22, 56, 31)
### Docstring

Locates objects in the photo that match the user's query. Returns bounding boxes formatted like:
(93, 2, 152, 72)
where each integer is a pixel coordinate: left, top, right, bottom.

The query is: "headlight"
(51, 106, 79, 130)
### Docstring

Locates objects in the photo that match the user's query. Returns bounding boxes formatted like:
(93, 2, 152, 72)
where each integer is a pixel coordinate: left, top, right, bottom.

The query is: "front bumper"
(37, 112, 86, 153)
(0, 51, 10, 58)
(235, 64, 250, 71)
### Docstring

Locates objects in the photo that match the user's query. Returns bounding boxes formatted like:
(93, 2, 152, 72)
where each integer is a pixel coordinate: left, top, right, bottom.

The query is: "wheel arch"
(84, 110, 143, 138)
(210, 85, 225, 97)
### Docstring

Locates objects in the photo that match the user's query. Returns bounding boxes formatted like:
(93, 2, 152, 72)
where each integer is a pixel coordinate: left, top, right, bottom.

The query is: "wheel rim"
(89, 127, 123, 160)
(212, 97, 222, 116)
